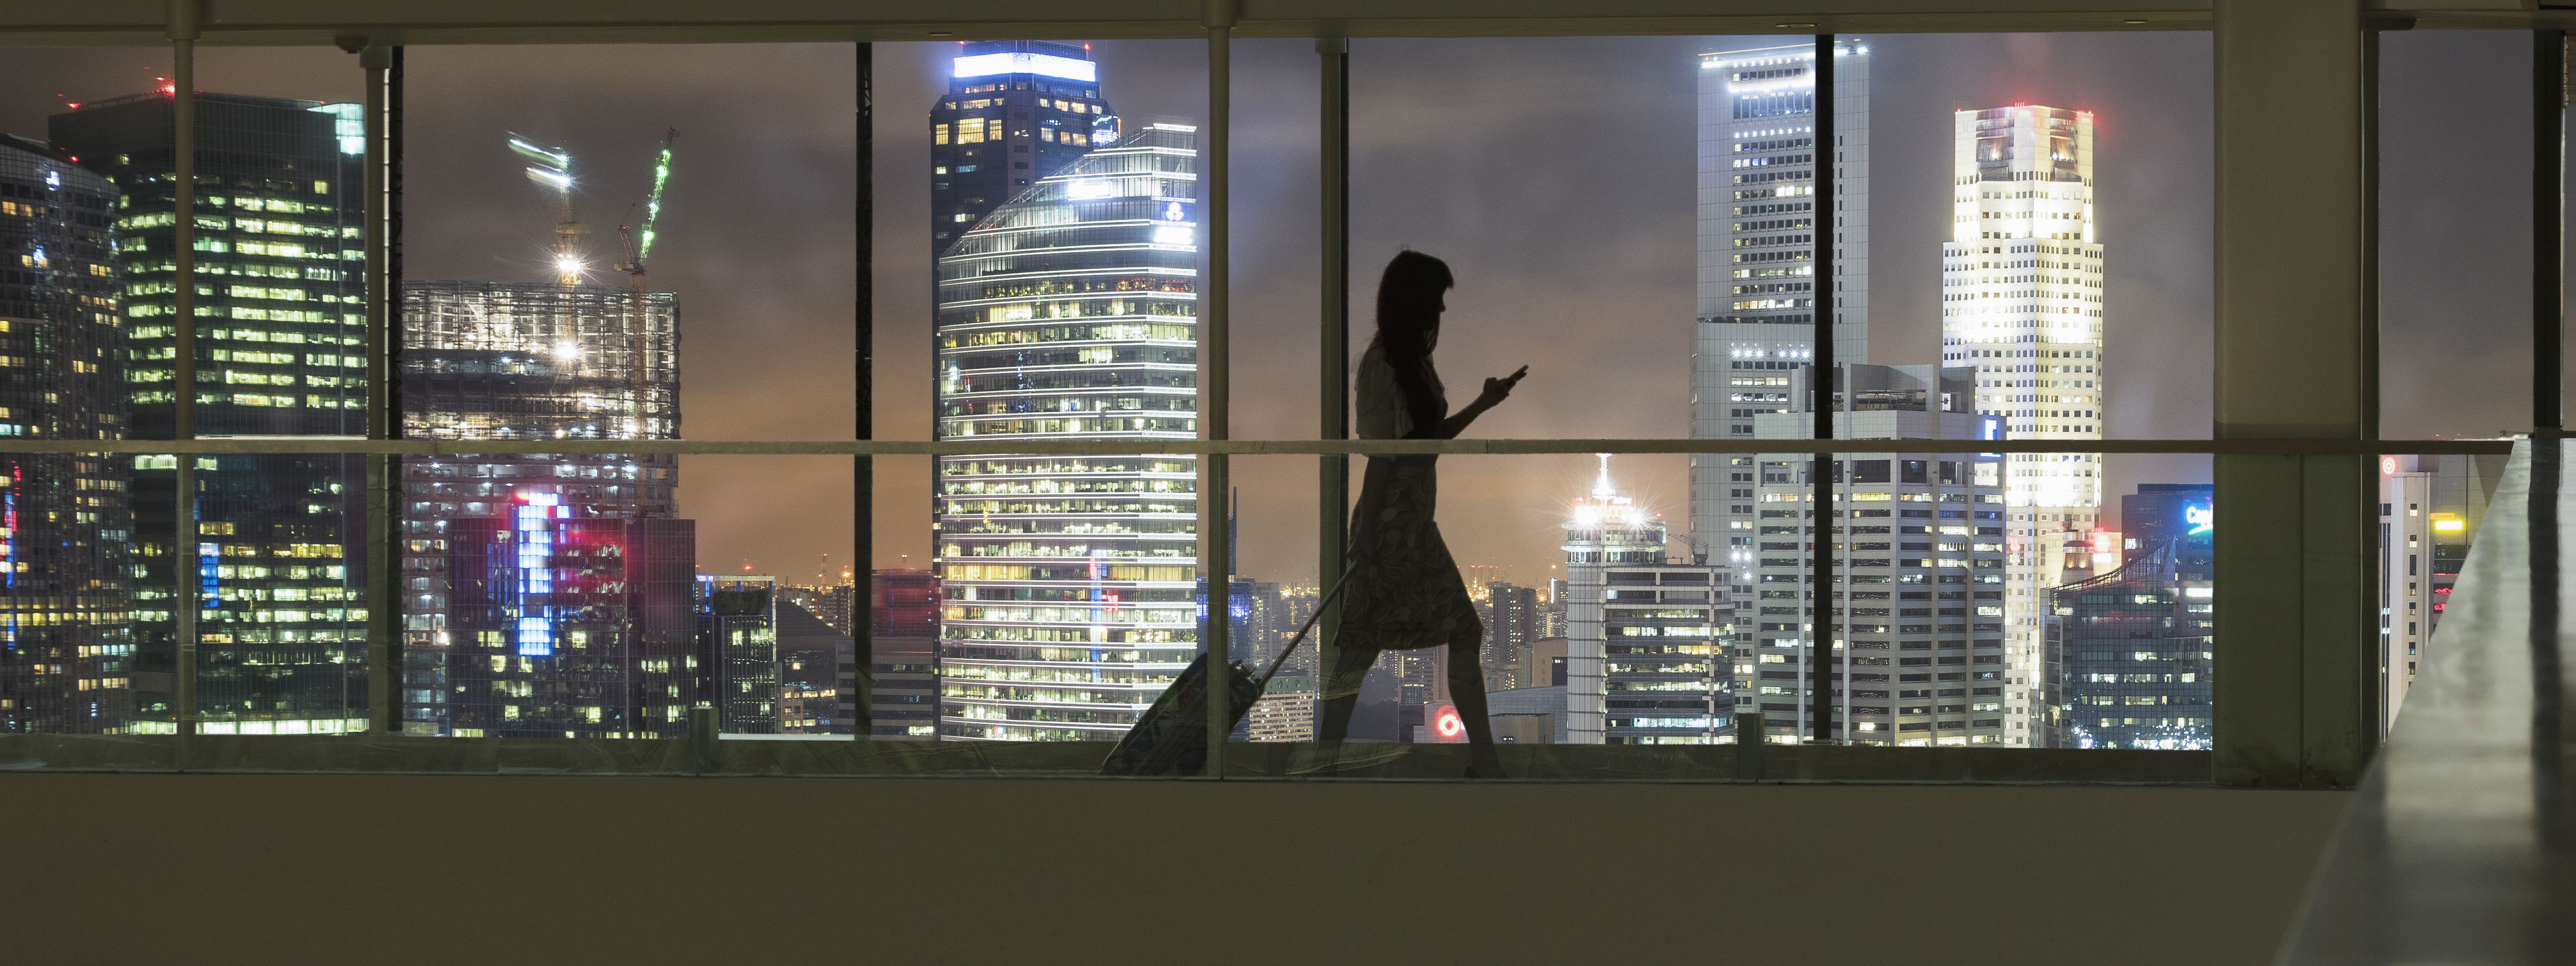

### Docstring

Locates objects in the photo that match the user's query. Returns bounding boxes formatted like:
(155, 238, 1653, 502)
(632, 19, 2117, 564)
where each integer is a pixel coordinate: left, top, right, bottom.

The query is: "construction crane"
(614, 129, 678, 437)
(506, 133, 584, 288)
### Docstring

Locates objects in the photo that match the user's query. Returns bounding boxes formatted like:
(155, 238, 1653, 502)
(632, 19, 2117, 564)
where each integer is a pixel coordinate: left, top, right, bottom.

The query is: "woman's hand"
(1477, 365, 1529, 411)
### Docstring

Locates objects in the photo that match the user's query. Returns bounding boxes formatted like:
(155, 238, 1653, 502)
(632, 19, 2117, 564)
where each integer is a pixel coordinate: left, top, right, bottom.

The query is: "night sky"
(0, 30, 2544, 588)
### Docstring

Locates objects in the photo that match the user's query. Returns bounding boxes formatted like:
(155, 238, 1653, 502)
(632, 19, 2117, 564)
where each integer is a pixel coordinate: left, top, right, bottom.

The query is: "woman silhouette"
(1319, 251, 1525, 777)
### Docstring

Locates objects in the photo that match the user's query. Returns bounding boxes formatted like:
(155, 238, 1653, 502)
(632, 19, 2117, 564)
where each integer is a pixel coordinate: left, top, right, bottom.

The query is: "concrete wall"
(2, 774, 2345, 963)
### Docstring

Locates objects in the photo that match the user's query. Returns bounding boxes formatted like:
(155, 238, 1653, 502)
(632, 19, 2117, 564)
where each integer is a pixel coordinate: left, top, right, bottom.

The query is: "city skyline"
(0, 32, 2544, 589)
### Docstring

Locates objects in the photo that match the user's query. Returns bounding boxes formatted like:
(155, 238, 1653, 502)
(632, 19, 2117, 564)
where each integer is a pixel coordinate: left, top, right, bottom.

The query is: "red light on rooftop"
(66, 103, 78, 110)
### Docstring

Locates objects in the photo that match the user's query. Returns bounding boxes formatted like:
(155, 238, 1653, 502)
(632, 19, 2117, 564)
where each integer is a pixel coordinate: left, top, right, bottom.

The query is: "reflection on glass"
(51, 88, 370, 736)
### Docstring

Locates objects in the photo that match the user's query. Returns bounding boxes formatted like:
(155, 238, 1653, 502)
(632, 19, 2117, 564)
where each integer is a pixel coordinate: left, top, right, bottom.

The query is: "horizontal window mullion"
(0, 438, 2517, 455)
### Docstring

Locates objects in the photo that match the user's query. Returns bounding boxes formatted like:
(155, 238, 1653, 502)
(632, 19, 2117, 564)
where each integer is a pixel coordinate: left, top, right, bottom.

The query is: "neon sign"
(1428, 702, 1466, 743)
(510, 492, 571, 655)
(2184, 503, 2212, 536)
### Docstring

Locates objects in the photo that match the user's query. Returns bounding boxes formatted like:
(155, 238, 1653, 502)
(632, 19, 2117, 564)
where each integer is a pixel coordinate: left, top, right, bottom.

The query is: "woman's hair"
(1374, 251, 1453, 438)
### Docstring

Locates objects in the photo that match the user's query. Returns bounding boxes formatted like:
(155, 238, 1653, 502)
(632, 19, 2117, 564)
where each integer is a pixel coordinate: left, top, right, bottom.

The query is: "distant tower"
(928, 40, 1116, 257)
(1690, 40, 1871, 568)
(1937, 104, 2104, 704)
(1561, 455, 1726, 745)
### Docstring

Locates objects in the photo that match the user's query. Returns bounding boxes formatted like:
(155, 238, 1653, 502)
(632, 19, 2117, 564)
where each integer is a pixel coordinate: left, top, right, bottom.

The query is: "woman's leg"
(1315, 642, 1378, 747)
(1446, 633, 1507, 777)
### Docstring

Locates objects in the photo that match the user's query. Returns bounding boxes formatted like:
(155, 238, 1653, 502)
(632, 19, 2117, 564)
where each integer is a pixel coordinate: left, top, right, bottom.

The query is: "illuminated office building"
(442, 494, 698, 738)
(396, 280, 684, 735)
(0, 136, 133, 734)
(1935, 103, 2106, 722)
(1561, 456, 1732, 745)
(698, 574, 779, 735)
(1480, 582, 1540, 690)
(775, 603, 853, 735)
(929, 40, 1120, 256)
(1744, 364, 2010, 746)
(54, 90, 370, 735)
(1690, 40, 1870, 566)
(931, 123, 1201, 741)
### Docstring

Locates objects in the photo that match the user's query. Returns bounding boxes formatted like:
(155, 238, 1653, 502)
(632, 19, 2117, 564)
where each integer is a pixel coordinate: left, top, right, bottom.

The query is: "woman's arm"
(1439, 365, 1527, 439)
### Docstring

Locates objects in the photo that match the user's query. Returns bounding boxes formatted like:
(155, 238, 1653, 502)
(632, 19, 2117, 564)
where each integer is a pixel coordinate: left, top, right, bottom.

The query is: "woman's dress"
(1335, 341, 1481, 653)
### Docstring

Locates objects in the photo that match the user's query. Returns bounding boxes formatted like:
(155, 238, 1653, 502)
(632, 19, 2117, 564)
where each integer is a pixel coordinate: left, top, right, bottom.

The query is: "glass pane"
(398, 46, 859, 739)
(23, 48, 375, 737)
(1342, 33, 2210, 446)
(2379, 31, 2538, 438)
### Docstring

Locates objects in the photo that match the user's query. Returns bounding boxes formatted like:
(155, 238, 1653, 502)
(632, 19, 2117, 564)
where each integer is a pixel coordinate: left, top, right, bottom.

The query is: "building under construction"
(396, 280, 689, 736)
(402, 280, 679, 445)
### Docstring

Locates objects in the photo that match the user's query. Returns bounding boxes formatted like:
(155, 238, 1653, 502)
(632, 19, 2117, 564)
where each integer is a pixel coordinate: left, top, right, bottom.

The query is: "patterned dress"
(1335, 342, 1483, 653)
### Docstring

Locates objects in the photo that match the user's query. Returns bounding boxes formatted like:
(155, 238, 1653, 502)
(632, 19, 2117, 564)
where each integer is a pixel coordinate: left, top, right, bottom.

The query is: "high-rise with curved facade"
(0, 135, 133, 733)
(931, 123, 1199, 741)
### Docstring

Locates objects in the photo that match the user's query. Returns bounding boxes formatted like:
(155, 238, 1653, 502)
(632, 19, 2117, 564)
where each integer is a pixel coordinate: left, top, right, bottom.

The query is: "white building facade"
(1692, 40, 1870, 567)
(1937, 105, 2104, 735)
(1744, 365, 2011, 745)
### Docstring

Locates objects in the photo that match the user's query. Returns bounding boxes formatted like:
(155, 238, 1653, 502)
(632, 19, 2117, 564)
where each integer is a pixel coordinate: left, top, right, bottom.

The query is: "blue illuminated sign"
(2183, 502, 2212, 536)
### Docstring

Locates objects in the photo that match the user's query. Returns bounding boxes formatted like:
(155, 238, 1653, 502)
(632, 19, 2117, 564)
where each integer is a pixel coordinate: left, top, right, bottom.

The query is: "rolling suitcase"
(1099, 572, 1352, 776)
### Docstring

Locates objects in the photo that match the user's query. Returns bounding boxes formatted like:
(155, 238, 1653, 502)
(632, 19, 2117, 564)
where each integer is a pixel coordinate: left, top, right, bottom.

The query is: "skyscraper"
(1481, 582, 1540, 690)
(2044, 525, 2212, 750)
(441, 498, 698, 738)
(54, 90, 371, 736)
(929, 41, 1119, 257)
(1741, 364, 2010, 746)
(868, 568, 939, 739)
(1936, 104, 2105, 708)
(775, 602, 854, 735)
(1561, 457, 1731, 745)
(2377, 453, 2507, 731)
(930, 121, 1201, 742)
(396, 280, 686, 735)
(1691, 40, 1871, 564)
(0, 135, 134, 734)
(698, 573, 780, 735)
